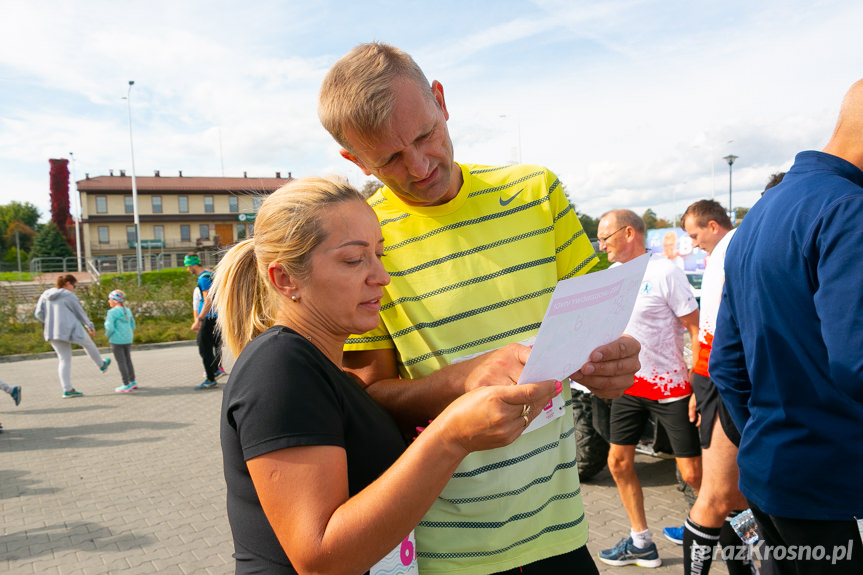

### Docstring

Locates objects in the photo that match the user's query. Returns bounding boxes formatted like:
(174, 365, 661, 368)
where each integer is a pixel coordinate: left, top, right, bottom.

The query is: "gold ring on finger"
(521, 404, 531, 417)
(522, 414, 529, 427)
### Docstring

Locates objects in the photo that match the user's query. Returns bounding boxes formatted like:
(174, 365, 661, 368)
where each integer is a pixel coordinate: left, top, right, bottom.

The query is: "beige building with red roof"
(76, 169, 292, 272)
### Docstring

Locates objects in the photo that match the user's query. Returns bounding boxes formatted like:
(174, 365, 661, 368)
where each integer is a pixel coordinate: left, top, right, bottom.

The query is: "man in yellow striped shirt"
(319, 42, 641, 575)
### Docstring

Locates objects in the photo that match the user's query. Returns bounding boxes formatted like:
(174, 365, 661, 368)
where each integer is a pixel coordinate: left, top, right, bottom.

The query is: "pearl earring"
(291, 295, 298, 302)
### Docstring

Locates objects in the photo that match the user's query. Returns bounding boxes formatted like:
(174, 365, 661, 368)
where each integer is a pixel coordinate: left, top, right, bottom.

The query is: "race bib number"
(370, 530, 418, 575)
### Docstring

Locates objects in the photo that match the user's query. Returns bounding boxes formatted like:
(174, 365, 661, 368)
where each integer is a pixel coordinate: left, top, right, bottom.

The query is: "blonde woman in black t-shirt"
(213, 176, 561, 575)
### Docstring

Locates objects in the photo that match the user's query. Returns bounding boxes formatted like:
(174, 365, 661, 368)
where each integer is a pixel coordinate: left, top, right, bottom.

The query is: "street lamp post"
(69, 152, 83, 272)
(126, 81, 143, 286)
(724, 154, 738, 222)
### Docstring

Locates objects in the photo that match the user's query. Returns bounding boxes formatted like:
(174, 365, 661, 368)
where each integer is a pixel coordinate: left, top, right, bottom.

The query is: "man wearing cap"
(185, 253, 222, 389)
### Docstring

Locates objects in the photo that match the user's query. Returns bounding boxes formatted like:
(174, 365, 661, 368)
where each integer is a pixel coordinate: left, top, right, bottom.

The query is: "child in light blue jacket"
(104, 290, 137, 393)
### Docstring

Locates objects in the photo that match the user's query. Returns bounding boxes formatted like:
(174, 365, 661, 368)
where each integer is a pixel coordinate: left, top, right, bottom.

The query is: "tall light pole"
(69, 152, 83, 272)
(724, 154, 738, 223)
(125, 80, 143, 286)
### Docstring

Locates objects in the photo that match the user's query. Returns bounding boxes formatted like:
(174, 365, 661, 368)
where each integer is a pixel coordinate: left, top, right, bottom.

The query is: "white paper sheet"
(519, 253, 650, 433)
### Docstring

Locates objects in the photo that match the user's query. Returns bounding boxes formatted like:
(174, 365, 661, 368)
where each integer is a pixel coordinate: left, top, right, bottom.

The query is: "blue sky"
(2, 0, 862, 224)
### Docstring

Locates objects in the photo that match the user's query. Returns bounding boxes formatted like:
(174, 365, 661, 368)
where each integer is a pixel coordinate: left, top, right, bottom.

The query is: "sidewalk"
(0, 344, 721, 574)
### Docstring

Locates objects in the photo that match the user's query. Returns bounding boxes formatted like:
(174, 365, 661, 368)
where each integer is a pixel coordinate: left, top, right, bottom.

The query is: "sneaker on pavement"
(63, 389, 84, 398)
(100, 357, 112, 373)
(663, 525, 684, 545)
(215, 366, 227, 379)
(194, 379, 218, 390)
(598, 536, 662, 568)
(114, 383, 138, 393)
(11, 385, 21, 406)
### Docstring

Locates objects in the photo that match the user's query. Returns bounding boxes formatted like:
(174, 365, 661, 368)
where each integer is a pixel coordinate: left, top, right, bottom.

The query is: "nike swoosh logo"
(499, 188, 524, 206)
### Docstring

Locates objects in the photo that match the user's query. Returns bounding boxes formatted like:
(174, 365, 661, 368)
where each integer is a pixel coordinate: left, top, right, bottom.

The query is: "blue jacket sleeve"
(709, 284, 751, 433)
(104, 310, 115, 338)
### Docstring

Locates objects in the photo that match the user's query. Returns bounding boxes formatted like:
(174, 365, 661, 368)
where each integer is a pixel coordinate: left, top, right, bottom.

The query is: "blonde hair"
(319, 42, 433, 153)
(212, 176, 365, 357)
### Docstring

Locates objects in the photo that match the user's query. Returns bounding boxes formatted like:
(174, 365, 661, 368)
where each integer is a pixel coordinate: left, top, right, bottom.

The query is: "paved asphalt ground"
(0, 342, 725, 574)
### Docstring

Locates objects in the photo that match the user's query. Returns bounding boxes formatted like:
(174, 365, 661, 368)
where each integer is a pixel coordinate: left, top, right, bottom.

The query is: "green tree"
(642, 209, 659, 229)
(30, 221, 73, 259)
(3, 220, 37, 254)
(0, 201, 41, 252)
(578, 213, 598, 240)
(2, 246, 28, 269)
(734, 206, 750, 223)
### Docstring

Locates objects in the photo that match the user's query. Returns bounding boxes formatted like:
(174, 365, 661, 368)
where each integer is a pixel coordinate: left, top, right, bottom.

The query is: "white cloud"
(2, 0, 862, 227)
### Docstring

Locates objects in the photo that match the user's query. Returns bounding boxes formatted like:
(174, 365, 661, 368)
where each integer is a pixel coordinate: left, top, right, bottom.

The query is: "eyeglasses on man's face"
(598, 226, 627, 245)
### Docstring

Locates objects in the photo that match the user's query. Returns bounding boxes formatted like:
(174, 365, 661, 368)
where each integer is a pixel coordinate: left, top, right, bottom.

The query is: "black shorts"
(692, 373, 741, 449)
(610, 393, 701, 458)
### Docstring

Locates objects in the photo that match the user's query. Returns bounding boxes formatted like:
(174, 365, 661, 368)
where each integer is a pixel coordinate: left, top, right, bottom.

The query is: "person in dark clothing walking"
(185, 253, 222, 389)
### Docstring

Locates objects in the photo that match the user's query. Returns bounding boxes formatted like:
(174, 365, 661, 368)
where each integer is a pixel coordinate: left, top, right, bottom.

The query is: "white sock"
(631, 528, 653, 549)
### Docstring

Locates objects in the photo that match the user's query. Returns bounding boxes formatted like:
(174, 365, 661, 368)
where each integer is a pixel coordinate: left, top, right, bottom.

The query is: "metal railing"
(30, 250, 225, 277)
(29, 257, 81, 274)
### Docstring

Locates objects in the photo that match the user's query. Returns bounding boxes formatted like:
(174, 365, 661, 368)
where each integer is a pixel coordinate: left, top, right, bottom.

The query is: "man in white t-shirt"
(596, 209, 702, 568)
(670, 199, 755, 575)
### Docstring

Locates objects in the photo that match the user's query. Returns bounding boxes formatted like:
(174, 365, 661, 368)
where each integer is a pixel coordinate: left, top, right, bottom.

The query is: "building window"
(180, 225, 190, 242)
(124, 196, 133, 213)
(204, 196, 214, 213)
(96, 196, 107, 213)
(127, 225, 137, 245)
(253, 197, 262, 211)
(199, 224, 210, 240)
(98, 226, 109, 244)
(229, 196, 239, 213)
(152, 196, 162, 213)
(237, 223, 255, 240)
(153, 225, 164, 242)
(178, 196, 189, 213)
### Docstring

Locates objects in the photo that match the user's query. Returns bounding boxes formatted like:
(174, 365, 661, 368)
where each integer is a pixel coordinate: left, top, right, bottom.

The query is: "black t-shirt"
(221, 326, 408, 574)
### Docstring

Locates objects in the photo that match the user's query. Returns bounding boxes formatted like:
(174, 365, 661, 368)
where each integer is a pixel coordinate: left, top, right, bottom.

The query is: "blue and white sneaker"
(194, 379, 217, 390)
(100, 357, 112, 373)
(598, 536, 662, 568)
(11, 385, 21, 406)
(663, 525, 684, 545)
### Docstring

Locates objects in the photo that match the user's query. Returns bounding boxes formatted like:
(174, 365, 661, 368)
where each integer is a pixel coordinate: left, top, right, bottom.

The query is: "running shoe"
(114, 383, 138, 393)
(63, 389, 84, 398)
(100, 357, 112, 373)
(215, 366, 227, 379)
(11, 385, 21, 406)
(663, 525, 684, 545)
(598, 536, 662, 568)
(194, 379, 218, 390)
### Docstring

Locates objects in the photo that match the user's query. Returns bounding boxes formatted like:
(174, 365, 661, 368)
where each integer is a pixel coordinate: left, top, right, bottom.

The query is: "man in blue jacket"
(710, 79, 863, 574)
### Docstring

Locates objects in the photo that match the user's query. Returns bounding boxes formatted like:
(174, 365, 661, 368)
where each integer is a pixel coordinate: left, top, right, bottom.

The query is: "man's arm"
(191, 288, 211, 333)
(346, 335, 642, 433)
(677, 308, 700, 381)
(709, 287, 751, 433)
(343, 345, 533, 432)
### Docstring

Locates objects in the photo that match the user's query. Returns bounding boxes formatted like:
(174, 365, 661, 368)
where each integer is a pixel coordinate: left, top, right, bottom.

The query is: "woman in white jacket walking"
(34, 274, 111, 398)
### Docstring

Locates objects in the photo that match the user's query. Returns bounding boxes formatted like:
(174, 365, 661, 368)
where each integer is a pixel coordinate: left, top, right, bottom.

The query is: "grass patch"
(0, 268, 197, 357)
(0, 271, 36, 281)
(588, 251, 612, 272)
